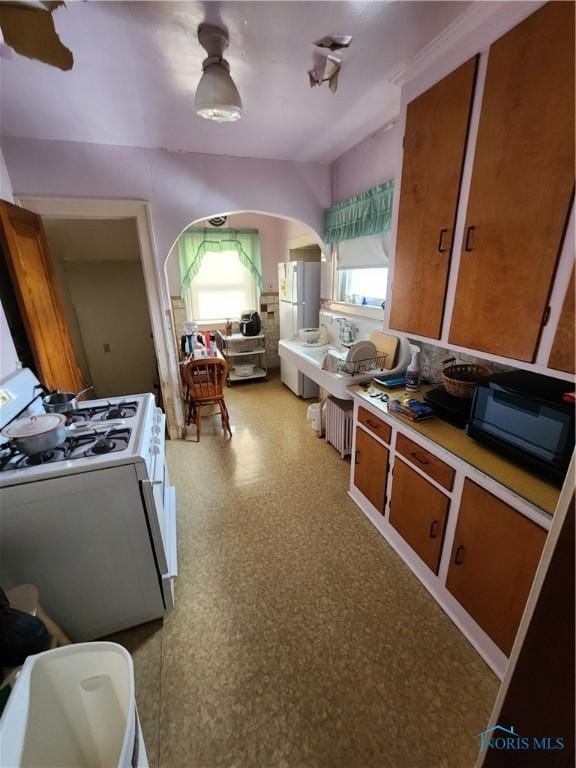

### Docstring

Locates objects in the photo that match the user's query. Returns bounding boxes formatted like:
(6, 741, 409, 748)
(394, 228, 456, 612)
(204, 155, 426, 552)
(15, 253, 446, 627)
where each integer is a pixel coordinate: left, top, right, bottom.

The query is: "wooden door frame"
(16, 196, 183, 438)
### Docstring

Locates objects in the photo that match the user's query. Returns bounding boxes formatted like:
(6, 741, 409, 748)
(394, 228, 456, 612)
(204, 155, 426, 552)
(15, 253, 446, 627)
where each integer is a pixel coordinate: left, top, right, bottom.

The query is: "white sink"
(279, 337, 410, 399)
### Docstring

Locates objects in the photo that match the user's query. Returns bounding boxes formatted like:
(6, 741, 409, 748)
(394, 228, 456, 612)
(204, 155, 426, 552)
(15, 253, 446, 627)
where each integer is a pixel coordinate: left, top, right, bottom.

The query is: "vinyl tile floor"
(109, 373, 499, 768)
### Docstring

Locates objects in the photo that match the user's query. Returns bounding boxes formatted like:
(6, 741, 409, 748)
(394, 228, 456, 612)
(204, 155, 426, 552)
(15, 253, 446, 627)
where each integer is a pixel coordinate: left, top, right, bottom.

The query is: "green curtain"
(324, 181, 394, 244)
(179, 229, 263, 294)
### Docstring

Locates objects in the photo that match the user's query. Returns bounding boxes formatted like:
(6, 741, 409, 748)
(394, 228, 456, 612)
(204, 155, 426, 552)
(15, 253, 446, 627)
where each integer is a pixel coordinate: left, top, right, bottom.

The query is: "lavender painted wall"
(332, 124, 401, 204)
(0, 148, 20, 382)
(2, 138, 331, 309)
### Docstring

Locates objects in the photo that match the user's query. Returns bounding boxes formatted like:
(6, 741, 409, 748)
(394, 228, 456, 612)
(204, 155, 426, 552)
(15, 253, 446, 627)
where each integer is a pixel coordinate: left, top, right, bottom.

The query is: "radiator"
(325, 395, 354, 459)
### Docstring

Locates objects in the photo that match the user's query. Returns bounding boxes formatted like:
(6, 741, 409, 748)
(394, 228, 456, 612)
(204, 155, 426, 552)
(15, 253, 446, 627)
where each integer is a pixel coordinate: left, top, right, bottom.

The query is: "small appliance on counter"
(424, 386, 474, 429)
(467, 370, 575, 486)
(240, 310, 261, 336)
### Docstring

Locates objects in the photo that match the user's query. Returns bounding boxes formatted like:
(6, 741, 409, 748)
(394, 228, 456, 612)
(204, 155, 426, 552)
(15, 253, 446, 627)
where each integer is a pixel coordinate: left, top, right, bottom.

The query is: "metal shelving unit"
(216, 331, 268, 386)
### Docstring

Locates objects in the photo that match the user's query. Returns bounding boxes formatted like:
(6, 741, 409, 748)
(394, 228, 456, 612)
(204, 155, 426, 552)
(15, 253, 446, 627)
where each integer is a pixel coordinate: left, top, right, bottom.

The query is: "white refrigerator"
(278, 260, 321, 398)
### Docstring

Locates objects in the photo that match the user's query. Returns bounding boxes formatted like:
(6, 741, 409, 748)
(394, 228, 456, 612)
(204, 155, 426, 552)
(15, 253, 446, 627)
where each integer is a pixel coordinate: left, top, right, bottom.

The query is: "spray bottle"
(405, 344, 421, 391)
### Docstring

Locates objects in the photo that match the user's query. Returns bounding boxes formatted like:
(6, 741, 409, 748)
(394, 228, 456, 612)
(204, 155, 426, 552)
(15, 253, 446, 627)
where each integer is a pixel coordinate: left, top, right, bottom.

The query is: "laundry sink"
(278, 337, 410, 399)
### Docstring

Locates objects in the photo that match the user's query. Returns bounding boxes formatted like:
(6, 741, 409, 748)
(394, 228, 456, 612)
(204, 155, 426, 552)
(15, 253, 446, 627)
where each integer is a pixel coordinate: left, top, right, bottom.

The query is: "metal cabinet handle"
(429, 520, 439, 539)
(454, 545, 465, 565)
(366, 419, 380, 430)
(464, 225, 475, 252)
(355, 450, 360, 465)
(437, 228, 448, 253)
(411, 451, 429, 466)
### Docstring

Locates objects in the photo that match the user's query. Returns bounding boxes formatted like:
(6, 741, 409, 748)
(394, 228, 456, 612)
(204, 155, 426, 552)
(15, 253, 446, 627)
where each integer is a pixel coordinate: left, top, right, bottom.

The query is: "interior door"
(388, 56, 478, 338)
(0, 200, 84, 391)
(448, 2, 575, 361)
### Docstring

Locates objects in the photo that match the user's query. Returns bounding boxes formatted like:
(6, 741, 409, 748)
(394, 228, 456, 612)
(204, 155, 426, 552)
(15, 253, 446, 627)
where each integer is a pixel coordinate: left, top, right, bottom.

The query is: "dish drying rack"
(336, 353, 388, 376)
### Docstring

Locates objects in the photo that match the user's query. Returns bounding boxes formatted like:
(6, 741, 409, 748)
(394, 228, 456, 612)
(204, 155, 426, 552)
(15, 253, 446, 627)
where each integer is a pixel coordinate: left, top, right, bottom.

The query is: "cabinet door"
(389, 57, 477, 338)
(354, 427, 389, 513)
(548, 266, 575, 374)
(449, 3, 575, 361)
(0, 201, 85, 392)
(389, 459, 449, 574)
(447, 480, 546, 655)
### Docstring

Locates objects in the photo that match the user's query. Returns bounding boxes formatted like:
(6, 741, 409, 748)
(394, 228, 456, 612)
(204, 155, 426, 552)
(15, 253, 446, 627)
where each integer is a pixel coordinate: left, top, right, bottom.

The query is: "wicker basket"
(441, 358, 492, 398)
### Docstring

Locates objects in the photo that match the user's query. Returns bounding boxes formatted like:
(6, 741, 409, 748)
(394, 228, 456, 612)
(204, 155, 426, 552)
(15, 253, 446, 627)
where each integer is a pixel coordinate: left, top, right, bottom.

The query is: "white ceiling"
(0, 1, 472, 163)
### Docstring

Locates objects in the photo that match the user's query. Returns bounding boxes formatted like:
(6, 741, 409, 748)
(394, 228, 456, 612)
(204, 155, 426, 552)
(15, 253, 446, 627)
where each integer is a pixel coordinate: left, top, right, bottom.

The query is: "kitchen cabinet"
(448, 2, 575, 361)
(389, 57, 478, 339)
(0, 201, 84, 392)
(446, 480, 546, 656)
(395, 432, 454, 491)
(357, 406, 391, 444)
(389, 458, 449, 574)
(548, 266, 575, 374)
(353, 426, 389, 513)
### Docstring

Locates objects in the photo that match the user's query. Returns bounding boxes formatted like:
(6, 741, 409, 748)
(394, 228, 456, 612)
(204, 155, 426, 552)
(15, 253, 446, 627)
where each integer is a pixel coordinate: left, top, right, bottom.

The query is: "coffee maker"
(240, 311, 261, 336)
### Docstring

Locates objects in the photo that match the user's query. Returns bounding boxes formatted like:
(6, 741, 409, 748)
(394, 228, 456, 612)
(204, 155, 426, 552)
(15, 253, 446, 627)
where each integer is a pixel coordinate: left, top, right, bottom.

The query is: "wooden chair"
(183, 357, 232, 441)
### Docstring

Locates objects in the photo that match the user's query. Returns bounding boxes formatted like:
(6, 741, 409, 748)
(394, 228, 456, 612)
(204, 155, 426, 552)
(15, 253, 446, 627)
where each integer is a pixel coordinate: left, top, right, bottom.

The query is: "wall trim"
(15, 196, 184, 438)
(388, 1, 545, 87)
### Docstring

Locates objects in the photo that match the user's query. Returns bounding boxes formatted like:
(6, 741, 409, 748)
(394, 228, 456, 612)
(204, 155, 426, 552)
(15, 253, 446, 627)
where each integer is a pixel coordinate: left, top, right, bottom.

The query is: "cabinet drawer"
(358, 407, 391, 444)
(395, 433, 455, 491)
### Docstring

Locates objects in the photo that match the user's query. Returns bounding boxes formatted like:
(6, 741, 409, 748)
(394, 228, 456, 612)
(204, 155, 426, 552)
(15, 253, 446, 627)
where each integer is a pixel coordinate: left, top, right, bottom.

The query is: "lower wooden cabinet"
(446, 480, 546, 655)
(389, 459, 449, 574)
(354, 426, 389, 513)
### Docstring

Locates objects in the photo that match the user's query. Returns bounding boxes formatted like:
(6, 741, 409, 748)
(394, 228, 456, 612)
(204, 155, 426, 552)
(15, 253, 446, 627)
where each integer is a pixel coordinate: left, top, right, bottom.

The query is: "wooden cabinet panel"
(0, 201, 85, 392)
(447, 480, 546, 655)
(358, 406, 391, 444)
(389, 57, 478, 338)
(354, 426, 389, 513)
(449, 3, 575, 361)
(389, 459, 449, 574)
(549, 266, 575, 374)
(396, 432, 455, 491)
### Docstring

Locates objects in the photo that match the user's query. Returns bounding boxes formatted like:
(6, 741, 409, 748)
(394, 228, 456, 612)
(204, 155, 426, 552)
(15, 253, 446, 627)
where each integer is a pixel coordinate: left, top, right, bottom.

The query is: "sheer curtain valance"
(179, 229, 263, 294)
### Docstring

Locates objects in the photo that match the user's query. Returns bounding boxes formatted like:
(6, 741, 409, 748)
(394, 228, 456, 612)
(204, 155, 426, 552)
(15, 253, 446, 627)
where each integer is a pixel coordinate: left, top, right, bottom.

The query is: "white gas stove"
(0, 368, 177, 640)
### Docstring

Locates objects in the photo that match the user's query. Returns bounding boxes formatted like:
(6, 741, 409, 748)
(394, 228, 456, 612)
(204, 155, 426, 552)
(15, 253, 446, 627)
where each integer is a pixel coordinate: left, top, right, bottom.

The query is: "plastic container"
(306, 401, 325, 437)
(405, 344, 421, 391)
(0, 642, 148, 767)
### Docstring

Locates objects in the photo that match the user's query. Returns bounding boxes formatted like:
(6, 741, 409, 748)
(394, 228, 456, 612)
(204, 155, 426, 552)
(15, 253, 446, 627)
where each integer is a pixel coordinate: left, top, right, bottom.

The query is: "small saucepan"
(42, 386, 94, 414)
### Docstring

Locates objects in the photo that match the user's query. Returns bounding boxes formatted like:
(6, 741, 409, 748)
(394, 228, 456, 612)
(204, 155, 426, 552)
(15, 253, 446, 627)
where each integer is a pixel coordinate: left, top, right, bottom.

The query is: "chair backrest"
(183, 357, 228, 401)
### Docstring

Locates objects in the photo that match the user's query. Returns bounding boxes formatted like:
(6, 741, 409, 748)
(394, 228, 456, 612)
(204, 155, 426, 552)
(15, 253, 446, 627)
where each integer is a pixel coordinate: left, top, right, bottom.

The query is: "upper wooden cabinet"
(548, 266, 575, 374)
(0, 201, 85, 392)
(449, 2, 575, 361)
(446, 481, 546, 656)
(389, 57, 478, 339)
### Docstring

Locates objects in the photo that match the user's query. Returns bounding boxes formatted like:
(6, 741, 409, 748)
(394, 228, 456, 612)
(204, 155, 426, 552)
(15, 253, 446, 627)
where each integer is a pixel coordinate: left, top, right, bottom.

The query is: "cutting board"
(370, 331, 400, 370)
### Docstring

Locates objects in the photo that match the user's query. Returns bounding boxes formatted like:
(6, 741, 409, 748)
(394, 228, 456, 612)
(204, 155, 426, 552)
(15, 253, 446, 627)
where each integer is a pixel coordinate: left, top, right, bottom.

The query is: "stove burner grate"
(92, 438, 116, 454)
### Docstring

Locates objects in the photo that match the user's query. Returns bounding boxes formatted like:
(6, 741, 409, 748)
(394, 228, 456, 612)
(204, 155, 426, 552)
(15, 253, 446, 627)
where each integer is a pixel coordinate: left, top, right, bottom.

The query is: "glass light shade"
(194, 61, 242, 123)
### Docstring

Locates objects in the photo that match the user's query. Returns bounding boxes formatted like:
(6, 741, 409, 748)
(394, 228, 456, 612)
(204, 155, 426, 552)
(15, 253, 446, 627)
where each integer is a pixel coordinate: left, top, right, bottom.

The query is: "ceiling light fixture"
(194, 23, 242, 123)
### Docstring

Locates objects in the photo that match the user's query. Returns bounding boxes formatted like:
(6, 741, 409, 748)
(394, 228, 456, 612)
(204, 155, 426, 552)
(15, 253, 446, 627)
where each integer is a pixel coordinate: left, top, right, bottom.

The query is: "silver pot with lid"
(1, 413, 68, 456)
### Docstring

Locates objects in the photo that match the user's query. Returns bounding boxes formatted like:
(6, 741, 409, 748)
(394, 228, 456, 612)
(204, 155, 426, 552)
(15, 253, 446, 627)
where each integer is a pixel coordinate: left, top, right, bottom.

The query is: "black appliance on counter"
(240, 310, 261, 336)
(424, 386, 473, 429)
(467, 370, 574, 486)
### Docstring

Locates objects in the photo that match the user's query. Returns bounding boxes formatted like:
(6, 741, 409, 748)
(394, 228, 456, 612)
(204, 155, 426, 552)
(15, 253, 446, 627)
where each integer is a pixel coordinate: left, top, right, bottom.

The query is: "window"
(334, 233, 390, 307)
(337, 267, 388, 307)
(186, 250, 258, 322)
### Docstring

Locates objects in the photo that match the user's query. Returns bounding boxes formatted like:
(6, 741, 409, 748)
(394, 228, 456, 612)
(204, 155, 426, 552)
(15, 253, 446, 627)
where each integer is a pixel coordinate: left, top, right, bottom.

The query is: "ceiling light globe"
(194, 60, 242, 123)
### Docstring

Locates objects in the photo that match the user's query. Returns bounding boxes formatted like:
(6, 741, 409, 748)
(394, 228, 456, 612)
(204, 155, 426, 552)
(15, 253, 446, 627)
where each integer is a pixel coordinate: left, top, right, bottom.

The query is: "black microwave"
(468, 371, 574, 486)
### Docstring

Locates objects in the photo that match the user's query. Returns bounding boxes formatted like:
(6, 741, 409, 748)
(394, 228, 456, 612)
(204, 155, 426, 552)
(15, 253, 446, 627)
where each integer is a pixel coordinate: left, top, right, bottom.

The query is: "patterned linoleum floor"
(109, 374, 498, 768)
